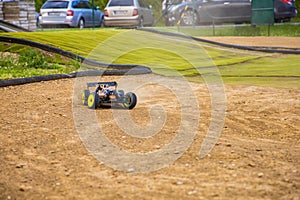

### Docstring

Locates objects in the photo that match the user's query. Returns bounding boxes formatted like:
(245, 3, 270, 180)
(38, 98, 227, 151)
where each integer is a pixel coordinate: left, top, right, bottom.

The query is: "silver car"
(39, 0, 104, 28)
(104, 0, 154, 27)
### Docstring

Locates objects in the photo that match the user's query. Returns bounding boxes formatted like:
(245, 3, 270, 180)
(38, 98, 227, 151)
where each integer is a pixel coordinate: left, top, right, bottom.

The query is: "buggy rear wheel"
(88, 92, 99, 109)
(123, 92, 137, 110)
(82, 90, 90, 105)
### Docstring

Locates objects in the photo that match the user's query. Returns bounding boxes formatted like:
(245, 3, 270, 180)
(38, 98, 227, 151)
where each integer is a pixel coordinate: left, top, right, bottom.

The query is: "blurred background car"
(274, 0, 298, 22)
(39, 0, 104, 28)
(163, 0, 298, 26)
(104, 0, 154, 27)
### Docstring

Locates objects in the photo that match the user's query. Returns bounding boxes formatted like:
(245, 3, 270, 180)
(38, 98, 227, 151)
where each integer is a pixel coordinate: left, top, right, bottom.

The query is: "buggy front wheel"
(123, 92, 137, 109)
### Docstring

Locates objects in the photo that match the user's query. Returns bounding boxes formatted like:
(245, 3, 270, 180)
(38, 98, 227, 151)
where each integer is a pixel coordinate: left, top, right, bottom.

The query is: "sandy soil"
(199, 36, 300, 49)
(0, 73, 299, 199)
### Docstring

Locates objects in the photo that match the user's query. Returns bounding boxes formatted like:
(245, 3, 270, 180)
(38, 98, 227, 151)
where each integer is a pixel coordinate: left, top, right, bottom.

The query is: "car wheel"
(88, 92, 99, 109)
(82, 89, 90, 105)
(181, 9, 198, 26)
(78, 18, 85, 29)
(123, 92, 137, 110)
(100, 17, 104, 27)
(138, 17, 144, 28)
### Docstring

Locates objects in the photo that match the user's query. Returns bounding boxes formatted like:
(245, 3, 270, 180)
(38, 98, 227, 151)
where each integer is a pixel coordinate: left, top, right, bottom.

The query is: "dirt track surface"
(0, 73, 299, 199)
(199, 36, 300, 48)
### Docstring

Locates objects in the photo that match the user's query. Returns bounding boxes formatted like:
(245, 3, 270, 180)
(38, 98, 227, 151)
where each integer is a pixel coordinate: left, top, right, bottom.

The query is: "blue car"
(39, 0, 104, 28)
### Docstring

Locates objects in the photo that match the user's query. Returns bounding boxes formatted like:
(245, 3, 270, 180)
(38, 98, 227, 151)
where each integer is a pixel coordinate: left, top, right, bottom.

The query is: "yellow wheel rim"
(124, 96, 131, 108)
(88, 94, 95, 108)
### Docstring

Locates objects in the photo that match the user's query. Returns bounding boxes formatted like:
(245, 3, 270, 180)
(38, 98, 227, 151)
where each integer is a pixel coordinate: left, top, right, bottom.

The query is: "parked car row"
(38, 0, 154, 28)
(163, 0, 298, 26)
(37, 0, 298, 28)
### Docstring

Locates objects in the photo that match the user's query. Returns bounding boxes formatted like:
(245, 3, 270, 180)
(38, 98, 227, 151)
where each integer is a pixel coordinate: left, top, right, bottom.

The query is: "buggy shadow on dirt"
(82, 81, 137, 110)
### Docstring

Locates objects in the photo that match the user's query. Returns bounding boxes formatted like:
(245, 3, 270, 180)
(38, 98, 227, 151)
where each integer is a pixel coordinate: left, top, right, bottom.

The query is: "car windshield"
(42, 1, 69, 9)
(168, 0, 183, 5)
(108, 0, 134, 7)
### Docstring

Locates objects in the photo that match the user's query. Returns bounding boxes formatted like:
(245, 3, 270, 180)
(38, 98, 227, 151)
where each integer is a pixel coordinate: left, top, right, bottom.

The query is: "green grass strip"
(0, 29, 299, 89)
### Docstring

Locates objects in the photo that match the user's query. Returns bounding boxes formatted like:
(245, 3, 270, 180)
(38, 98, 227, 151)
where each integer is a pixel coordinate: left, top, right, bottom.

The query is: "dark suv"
(163, 0, 298, 26)
(274, 0, 298, 22)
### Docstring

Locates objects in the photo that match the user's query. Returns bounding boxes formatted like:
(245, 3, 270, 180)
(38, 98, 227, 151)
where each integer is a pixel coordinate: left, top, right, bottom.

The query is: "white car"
(104, 0, 154, 27)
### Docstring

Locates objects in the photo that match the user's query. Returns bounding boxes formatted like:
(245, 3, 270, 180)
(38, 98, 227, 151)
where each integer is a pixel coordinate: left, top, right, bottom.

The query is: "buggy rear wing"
(87, 81, 117, 88)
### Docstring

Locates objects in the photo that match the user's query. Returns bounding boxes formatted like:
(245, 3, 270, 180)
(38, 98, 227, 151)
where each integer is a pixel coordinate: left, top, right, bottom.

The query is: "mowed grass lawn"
(0, 29, 299, 89)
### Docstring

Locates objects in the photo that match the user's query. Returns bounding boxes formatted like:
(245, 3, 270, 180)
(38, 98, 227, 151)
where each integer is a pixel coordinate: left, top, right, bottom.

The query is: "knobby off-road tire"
(82, 90, 90, 105)
(123, 92, 137, 110)
(88, 92, 99, 109)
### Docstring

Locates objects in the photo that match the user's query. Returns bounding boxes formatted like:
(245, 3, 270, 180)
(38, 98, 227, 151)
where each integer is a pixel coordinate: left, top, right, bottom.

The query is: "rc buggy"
(82, 81, 137, 109)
